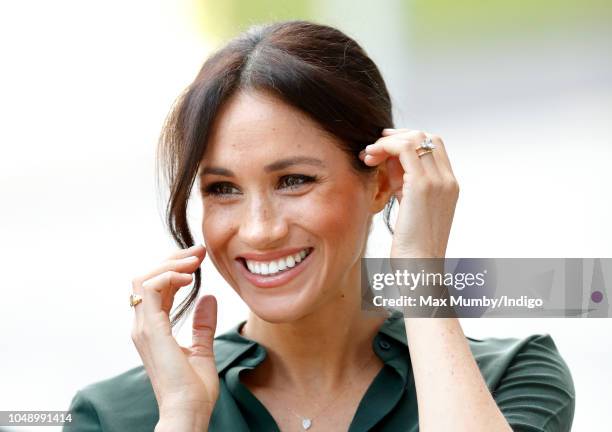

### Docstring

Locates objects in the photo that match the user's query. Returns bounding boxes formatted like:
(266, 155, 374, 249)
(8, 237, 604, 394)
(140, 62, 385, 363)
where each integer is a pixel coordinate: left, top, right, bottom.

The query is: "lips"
(235, 247, 314, 288)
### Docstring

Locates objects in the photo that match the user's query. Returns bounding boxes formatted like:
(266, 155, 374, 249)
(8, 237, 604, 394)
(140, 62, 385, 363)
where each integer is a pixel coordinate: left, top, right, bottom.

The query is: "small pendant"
(302, 418, 312, 430)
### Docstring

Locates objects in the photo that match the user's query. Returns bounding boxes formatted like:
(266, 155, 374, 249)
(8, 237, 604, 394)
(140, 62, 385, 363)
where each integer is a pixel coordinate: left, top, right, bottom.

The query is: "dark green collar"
(212, 308, 412, 432)
(212, 308, 408, 375)
(377, 308, 409, 346)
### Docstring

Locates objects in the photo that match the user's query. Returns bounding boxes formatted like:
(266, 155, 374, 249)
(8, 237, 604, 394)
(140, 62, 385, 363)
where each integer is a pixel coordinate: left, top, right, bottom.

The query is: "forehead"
(204, 90, 338, 160)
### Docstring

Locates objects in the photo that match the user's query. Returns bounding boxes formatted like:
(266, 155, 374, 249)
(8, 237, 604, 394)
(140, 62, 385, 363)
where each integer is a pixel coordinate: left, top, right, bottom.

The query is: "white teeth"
(244, 248, 311, 276)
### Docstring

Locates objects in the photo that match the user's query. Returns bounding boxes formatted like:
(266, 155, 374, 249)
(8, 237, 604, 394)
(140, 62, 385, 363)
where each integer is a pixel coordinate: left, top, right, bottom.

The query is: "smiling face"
(198, 89, 387, 323)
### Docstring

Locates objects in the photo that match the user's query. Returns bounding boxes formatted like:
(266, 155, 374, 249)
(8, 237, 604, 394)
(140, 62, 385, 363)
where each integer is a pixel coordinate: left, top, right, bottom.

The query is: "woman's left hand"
(360, 128, 459, 258)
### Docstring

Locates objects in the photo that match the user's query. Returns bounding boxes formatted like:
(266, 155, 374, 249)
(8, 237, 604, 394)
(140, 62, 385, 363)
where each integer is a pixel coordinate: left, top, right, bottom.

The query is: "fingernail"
(185, 255, 199, 261)
(383, 128, 396, 132)
(358, 149, 366, 159)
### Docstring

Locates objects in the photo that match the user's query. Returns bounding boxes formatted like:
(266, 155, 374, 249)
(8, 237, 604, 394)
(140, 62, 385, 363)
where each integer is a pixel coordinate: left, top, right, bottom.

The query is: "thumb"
(190, 294, 218, 374)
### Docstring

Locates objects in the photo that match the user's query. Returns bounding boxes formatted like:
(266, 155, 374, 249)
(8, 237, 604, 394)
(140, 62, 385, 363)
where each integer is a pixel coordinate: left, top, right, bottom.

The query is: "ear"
(368, 163, 394, 214)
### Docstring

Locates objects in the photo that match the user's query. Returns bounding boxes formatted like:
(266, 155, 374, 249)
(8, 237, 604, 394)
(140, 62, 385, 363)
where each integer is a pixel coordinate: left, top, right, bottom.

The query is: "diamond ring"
(419, 136, 436, 151)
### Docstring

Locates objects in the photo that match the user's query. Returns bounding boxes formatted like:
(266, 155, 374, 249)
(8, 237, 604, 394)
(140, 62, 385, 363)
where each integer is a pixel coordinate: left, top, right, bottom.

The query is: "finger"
(191, 295, 217, 358)
(162, 244, 206, 263)
(381, 130, 456, 183)
(364, 133, 426, 180)
(190, 295, 218, 380)
(367, 131, 447, 184)
(385, 157, 405, 202)
(132, 271, 197, 398)
(428, 135, 457, 180)
(131, 254, 203, 329)
(136, 254, 204, 289)
(396, 131, 442, 179)
(131, 277, 145, 331)
(415, 133, 443, 180)
(381, 127, 412, 137)
(374, 129, 424, 202)
(142, 271, 194, 332)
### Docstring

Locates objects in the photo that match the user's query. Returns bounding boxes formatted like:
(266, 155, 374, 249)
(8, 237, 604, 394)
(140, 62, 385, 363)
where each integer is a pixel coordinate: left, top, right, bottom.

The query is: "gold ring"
(417, 149, 434, 158)
(129, 293, 143, 307)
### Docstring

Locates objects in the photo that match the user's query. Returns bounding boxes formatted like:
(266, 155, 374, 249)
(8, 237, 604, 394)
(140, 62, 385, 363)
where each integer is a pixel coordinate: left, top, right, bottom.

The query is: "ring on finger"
(129, 293, 143, 307)
(418, 136, 436, 151)
(417, 148, 434, 158)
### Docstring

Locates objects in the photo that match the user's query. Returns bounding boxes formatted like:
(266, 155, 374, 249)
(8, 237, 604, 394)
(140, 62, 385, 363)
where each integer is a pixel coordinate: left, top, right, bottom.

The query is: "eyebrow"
(198, 156, 326, 179)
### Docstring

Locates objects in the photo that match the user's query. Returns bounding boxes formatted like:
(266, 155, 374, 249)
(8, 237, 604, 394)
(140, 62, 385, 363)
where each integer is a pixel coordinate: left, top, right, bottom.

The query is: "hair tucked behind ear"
(156, 19, 397, 328)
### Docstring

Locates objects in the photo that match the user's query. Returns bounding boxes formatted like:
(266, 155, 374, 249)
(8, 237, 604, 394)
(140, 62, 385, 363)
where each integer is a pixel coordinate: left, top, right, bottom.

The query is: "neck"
(240, 264, 389, 396)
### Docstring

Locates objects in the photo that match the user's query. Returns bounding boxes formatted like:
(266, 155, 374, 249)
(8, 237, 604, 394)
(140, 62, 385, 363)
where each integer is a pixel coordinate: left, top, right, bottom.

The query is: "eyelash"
(201, 174, 318, 198)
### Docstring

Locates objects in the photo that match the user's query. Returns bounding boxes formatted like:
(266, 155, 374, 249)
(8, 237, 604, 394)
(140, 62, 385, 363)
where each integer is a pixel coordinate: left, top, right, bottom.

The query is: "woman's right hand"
(130, 244, 219, 430)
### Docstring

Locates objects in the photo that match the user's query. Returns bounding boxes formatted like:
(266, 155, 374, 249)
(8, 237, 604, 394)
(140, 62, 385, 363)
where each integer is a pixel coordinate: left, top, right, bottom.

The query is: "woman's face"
(199, 90, 388, 323)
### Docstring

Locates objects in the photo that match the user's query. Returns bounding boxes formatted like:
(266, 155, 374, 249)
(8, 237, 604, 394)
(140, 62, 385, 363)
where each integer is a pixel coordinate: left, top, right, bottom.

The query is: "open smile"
(236, 247, 314, 288)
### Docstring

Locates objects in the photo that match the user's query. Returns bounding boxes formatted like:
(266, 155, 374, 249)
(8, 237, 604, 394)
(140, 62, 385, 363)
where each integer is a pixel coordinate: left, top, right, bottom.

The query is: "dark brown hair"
(156, 19, 397, 327)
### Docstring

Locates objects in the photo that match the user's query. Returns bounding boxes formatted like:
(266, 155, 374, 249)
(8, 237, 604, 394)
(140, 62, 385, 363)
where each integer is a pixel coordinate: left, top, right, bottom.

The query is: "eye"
(201, 182, 241, 198)
(279, 174, 317, 190)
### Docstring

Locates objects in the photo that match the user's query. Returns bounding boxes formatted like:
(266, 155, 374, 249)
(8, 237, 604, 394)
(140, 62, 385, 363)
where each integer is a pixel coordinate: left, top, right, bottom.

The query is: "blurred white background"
(1, 0, 610, 430)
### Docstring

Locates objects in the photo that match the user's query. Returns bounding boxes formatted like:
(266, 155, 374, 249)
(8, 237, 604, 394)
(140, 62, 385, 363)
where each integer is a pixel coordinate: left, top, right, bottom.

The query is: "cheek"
(201, 204, 234, 261)
(297, 184, 369, 249)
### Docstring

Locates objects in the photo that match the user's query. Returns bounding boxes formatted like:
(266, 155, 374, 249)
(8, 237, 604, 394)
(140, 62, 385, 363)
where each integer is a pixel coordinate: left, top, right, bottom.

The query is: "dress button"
(378, 339, 391, 350)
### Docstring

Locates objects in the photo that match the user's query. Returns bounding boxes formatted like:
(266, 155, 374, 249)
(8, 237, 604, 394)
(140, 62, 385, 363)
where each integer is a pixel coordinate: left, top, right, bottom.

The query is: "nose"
(239, 194, 289, 249)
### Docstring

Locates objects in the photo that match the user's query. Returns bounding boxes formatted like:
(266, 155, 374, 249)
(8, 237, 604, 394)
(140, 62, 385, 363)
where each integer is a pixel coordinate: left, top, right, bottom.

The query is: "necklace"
(264, 351, 378, 431)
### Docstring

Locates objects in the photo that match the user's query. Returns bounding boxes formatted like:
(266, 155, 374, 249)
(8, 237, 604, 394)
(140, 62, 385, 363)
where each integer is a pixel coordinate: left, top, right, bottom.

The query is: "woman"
(65, 20, 575, 432)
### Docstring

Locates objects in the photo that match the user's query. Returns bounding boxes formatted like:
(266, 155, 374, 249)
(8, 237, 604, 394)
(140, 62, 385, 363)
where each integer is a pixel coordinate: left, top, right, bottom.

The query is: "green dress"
(63, 309, 575, 431)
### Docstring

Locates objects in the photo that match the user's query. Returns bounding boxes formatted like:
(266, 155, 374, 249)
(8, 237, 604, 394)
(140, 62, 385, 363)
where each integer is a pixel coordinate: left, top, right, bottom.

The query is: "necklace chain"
(238, 323, 379, 431)
(264, 351, 378, 431)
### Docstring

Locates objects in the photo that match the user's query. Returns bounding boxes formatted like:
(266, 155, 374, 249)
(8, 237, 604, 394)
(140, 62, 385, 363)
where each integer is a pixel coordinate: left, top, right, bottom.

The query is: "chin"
(241, 289, 317, 324)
